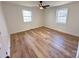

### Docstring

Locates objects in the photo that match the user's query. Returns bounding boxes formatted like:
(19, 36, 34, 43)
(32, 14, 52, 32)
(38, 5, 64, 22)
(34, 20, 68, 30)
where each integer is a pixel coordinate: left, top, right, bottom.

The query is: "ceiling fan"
(39, 1, 50, 9)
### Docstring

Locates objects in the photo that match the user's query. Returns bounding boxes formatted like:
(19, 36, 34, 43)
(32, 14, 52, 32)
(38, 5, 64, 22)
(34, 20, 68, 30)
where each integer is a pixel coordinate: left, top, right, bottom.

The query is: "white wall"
(2, 2, 44, 34)
(44, 2, 79, 37)
(0, 2, 10, 58)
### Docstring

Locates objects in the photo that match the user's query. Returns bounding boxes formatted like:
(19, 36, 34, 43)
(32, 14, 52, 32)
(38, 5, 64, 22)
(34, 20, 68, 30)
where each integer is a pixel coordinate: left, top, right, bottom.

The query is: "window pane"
(23, 10, 31, 14)
(23, 17, 31, 22)
(23, 13, 31, 16)
(58, 9, 67, 17)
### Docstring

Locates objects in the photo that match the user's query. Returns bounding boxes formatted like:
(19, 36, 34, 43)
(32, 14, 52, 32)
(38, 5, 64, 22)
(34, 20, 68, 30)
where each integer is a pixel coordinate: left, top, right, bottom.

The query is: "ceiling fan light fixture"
(40, 6, 44, 9)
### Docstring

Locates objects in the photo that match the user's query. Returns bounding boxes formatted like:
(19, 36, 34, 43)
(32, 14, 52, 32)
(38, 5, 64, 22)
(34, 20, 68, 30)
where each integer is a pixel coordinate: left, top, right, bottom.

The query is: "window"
(22, 10, 32, 22)
(56, 8, 68, 24)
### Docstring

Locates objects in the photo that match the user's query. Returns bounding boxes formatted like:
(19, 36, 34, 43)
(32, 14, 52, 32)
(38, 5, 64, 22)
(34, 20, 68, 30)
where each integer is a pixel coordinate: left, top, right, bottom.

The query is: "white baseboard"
(44, 26, 79, 38)
(11, 26, 43, 34)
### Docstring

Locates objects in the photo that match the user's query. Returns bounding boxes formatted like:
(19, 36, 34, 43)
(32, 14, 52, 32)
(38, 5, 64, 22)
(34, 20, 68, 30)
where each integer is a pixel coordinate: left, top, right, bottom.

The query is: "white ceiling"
(3, 1, 73, 7)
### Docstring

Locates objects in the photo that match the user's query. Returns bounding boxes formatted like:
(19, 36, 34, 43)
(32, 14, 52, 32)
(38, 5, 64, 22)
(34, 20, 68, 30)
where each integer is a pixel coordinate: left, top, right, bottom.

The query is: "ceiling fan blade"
(42, 5, 50, 8)
(43, 5, 50, 7)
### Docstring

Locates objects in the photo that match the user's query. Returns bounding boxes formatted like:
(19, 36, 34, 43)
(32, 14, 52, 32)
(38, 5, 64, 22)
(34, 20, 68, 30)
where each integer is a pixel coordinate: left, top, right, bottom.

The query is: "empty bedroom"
(0, 0, 79, 58)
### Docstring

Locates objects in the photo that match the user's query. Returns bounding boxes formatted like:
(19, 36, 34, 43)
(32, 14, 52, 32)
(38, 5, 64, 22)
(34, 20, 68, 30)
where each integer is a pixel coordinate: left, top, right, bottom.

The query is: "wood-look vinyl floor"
(11, 27, 79, 58)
